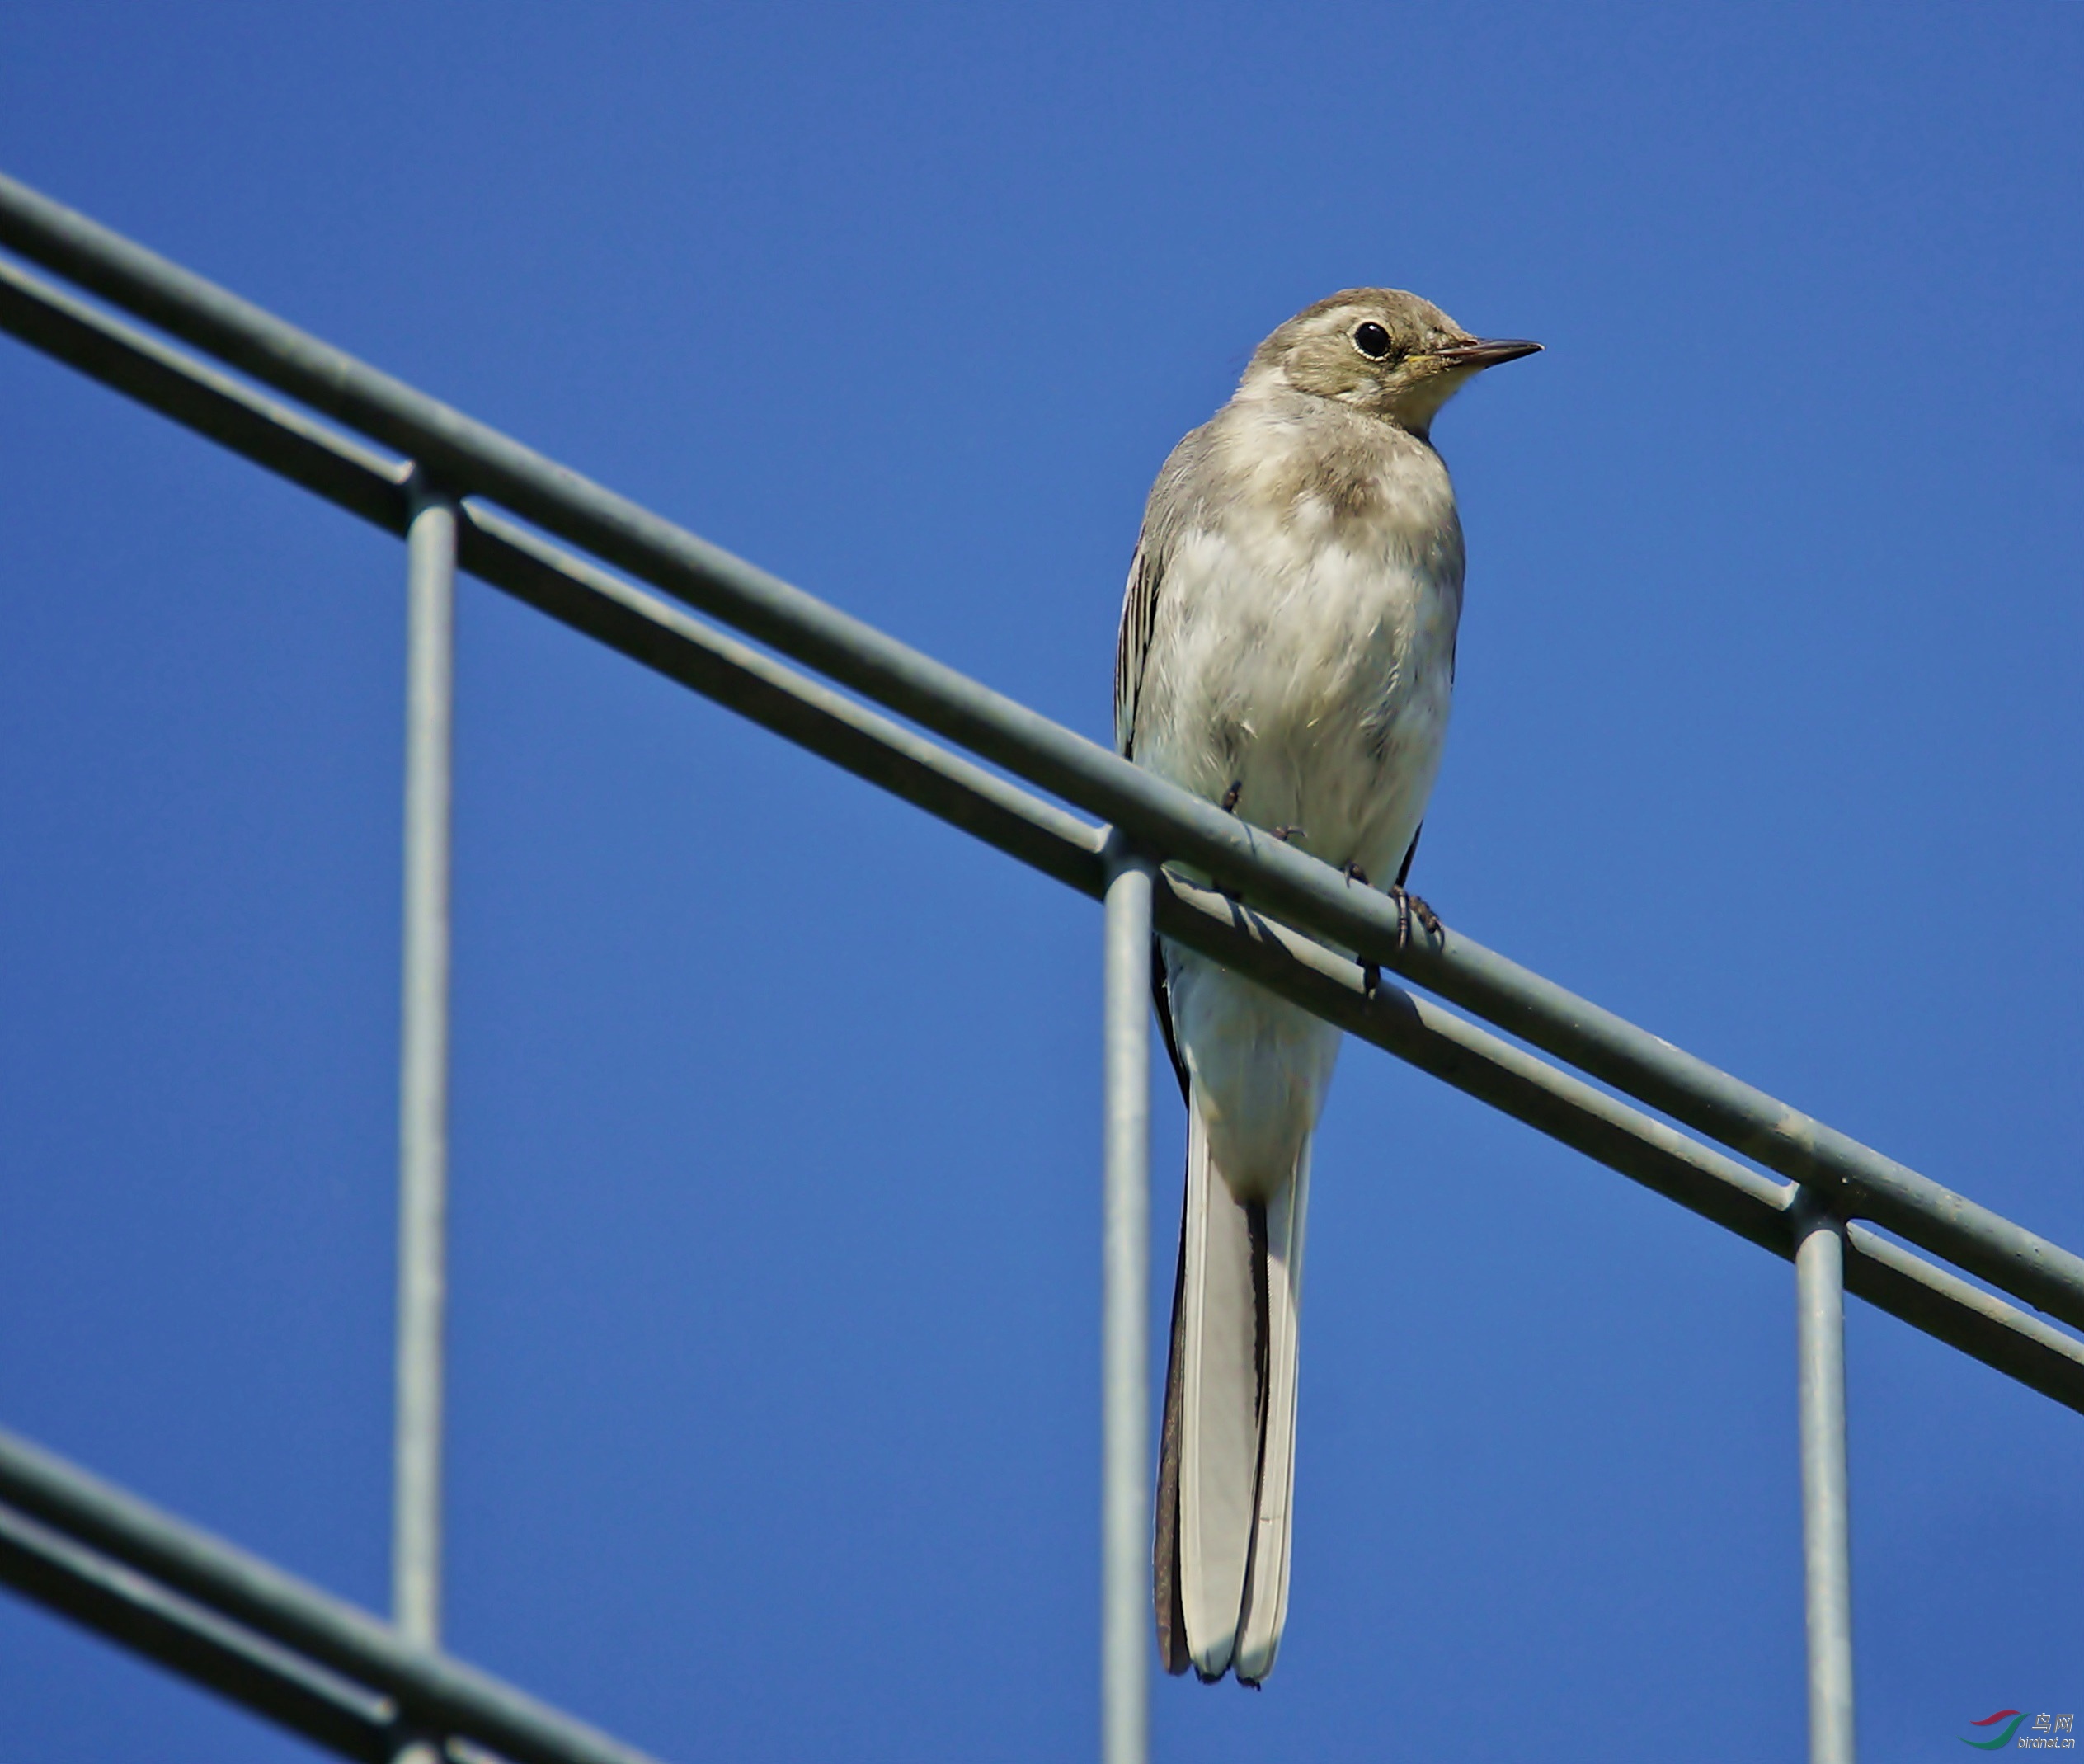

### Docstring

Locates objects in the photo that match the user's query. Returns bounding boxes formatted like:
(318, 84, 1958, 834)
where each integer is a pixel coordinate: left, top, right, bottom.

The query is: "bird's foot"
(1343, 863, 1442, 953)
(1219, 779, 1243, 814)
(1272, 824, 1305, 844)
(1385, 885, 1443, 950)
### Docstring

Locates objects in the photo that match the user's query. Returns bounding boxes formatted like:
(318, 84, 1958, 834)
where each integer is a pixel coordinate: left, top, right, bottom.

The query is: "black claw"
(1272, 824, 1305, 844)
(1361, 959, 1381, 1000)
(1343, 861, 1369, 887)
(1219, 779, 1243, 814)
(1381, 884, 1444, 948)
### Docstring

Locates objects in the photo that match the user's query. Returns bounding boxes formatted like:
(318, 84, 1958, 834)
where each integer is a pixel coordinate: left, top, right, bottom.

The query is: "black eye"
(1352, 321, 1393, 360)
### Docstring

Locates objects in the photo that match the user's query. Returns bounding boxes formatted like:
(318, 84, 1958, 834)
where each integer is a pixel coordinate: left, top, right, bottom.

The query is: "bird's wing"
(1124, 528, 1193, 1102)
(1114, 531, 1164, 760)
(1116, 443, 1203, 1103)
(1114, 420, 1216, 760)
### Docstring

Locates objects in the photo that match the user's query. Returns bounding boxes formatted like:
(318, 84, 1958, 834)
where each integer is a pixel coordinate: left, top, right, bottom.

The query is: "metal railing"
(0, 169, 2077, 1764)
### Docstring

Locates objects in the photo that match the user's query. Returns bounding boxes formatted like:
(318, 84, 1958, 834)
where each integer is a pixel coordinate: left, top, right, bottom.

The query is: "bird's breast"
(1135, 445, 1462, 882)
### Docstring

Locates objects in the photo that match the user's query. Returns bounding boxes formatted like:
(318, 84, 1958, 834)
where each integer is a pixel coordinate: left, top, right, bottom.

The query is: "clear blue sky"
(1, 4, 2078, 1760)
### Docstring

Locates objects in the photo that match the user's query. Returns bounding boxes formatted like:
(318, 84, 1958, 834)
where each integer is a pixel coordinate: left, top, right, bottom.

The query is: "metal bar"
(0, 1428, 674, 1764)
(1795, 1202, 1857, 1764)
(0, 1499, 396, 1762)
(1, 176, 2075, 1334)
(0, 256, 408, 520)
(395, 487, 457, 1652)
(1145, 876, 2084, 1415)
(0, 259, 1096, 891)
(1100, 847, 1154, 1764)
(1840, 1221, 2084, 1395)
(0, 253, 2077, 1413)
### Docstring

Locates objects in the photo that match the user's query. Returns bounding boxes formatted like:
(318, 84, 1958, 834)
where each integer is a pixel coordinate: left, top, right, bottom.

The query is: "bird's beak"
(1431, 337, 1543, 370)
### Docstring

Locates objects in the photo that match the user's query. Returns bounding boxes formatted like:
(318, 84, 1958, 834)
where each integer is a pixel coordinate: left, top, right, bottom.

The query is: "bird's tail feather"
(1155, 1103, 1310, 1684)
(1154, 1181, 1193, 1677)
(1236, 1141, 1308, 1684)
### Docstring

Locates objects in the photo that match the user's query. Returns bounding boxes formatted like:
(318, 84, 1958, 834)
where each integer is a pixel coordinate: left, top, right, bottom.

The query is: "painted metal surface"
(0, 1427, 670, 1764)
(1796, 1204, 1857, 1764)
(395, 488, 457, 1653)
(0, 247, 2076, 1414)
(0, 1498, 393, 1760)
(1, 170, 2075, 1333)
(1101, 850, 1155, 1764)
(0, 168, 2079, 1764)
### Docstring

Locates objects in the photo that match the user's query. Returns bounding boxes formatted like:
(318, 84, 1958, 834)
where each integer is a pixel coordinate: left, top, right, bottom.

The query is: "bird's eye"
(1352, 322, 1393, 360)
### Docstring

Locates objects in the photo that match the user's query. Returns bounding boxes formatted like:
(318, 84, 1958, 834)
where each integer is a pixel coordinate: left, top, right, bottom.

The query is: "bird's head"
(1240, 289, 1540, 439)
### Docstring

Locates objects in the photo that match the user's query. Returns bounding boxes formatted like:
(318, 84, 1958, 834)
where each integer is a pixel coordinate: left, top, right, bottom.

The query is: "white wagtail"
(1116, 290, 1538, 1685)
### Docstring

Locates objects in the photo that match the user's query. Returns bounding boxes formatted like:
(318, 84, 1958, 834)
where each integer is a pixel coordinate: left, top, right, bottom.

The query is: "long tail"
(1155, 1101, 1310, 1685)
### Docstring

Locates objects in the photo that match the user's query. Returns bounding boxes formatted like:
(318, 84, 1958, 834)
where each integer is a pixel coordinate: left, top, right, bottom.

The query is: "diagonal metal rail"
(2, 169, 2075, 1338)
(0, 1499, 396, 1762)
(0, 1426, 668, 1764)
(1, 247, 2077, 1414)
(0, 169, 2077, 1764)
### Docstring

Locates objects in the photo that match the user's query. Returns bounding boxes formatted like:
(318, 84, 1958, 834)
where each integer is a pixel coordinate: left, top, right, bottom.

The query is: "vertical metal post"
(394, 483, 457, 1662)
(1795, 1195, 1856, 1764)
(1101, 844, 1155, 1764)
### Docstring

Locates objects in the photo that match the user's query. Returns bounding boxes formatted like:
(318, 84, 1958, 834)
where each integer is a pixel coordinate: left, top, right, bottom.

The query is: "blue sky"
(0, 4, 2078, 1760)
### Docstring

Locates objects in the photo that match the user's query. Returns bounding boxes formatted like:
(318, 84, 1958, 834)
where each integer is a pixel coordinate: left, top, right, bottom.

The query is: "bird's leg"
(1208, 783, 1250, 905)
(1334, 863, 1390, 995)
(1342, 863, 1383, 994)
(1271, 825, 1305, 844)
(1211, 782, 1248, 901)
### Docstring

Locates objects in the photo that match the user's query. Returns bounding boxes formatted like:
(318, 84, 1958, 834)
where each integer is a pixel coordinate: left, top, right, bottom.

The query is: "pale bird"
(1115, 289, 1538, 1684)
